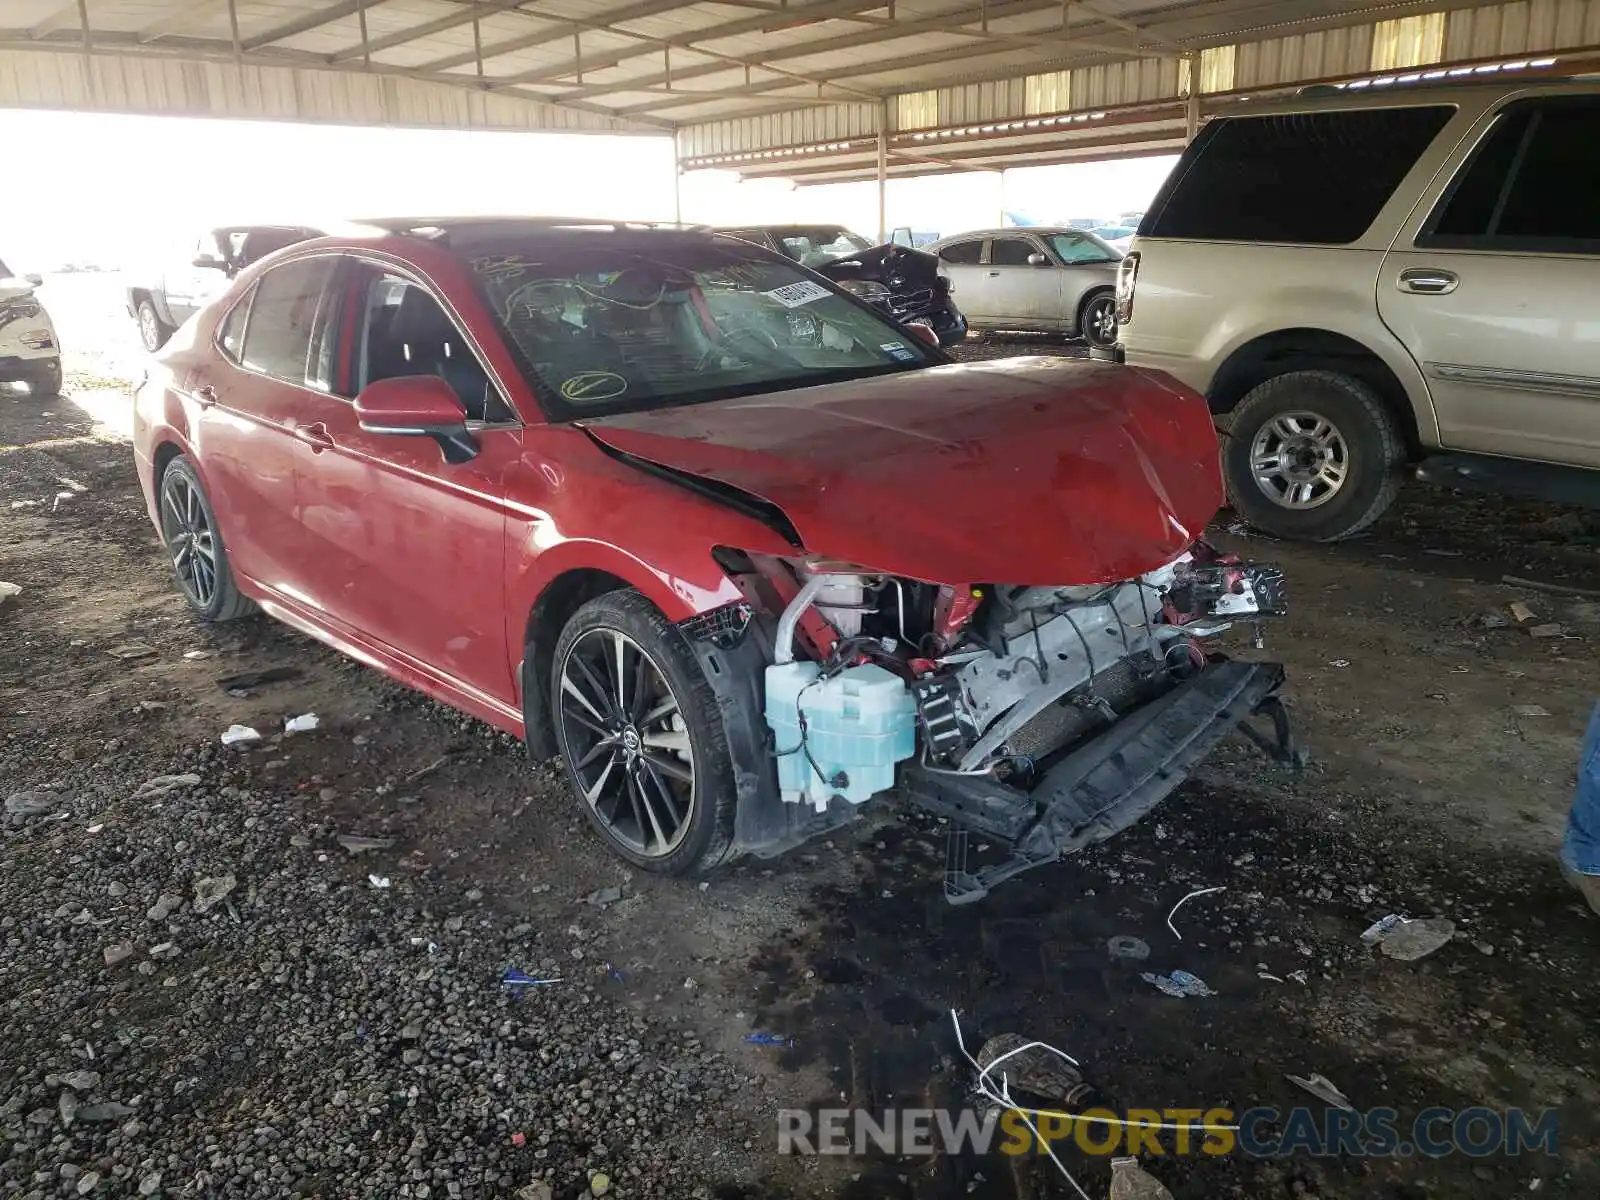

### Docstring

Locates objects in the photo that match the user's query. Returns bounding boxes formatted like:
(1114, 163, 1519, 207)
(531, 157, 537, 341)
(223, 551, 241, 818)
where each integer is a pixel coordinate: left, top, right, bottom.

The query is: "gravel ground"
(4, 313, 1600, 1199)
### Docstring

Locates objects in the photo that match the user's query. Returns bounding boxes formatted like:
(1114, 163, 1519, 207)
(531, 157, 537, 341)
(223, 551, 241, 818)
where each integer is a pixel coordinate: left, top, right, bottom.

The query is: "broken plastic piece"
(367, 874, 391, 889)
(502, 968, 561, 987)
(284, 713, 320, 734)
(1376, 916, 1455, 961)
(976, 1032, 1092, 1105)
(0, 581, 20, 604)
(337, 834, 395, 856)
(1360, 914, 1407, 944)
(1140, 969, 1215, 998)
(220, 724, 260, 746)
(744, 1031, 794, 1047)
(1286, 1072, 1353, 1109)
(1109, 1156, 1175, 1200)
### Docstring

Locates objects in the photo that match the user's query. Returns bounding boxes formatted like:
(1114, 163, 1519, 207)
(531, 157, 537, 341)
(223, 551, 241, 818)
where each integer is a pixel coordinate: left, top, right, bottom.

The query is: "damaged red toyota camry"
(133, 218, 1295, 903)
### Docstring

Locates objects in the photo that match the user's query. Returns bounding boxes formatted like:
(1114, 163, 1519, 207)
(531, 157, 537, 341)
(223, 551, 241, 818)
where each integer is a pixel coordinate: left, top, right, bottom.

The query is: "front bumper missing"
(901, 660, 1297, 904)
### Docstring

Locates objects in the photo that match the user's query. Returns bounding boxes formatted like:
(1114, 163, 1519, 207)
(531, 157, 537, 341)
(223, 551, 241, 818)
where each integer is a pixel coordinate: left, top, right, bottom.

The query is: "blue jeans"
(1561, 703, 1600, 876)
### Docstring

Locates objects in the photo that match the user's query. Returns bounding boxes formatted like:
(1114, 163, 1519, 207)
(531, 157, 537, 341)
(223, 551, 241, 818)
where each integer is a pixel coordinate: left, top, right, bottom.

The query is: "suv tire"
(1224, 369, 1404, 542)
(28, 360, 62, 398)
(550, 589, 736, 876)
(137, 298, 174, 353)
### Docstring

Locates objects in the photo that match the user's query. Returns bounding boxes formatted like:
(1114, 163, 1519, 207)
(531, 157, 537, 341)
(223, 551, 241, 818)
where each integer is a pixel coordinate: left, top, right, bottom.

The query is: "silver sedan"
(924, 227, 1123, 348)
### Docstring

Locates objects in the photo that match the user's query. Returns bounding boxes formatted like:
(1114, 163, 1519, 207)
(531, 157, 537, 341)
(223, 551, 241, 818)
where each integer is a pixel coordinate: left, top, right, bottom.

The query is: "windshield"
(1047, 232, 1121, 264)
(467, 238, 936, 420)
(772, 228, 874, 267)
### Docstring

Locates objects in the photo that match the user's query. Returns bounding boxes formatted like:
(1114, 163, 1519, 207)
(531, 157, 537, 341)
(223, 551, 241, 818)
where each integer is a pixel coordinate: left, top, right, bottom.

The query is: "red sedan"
(134, 218, 1293, 902)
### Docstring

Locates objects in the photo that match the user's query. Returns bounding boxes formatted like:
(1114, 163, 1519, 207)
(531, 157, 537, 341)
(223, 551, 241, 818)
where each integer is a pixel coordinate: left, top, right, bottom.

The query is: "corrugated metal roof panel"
(677, 102, 879, 155)
(0, 45, 644, 131)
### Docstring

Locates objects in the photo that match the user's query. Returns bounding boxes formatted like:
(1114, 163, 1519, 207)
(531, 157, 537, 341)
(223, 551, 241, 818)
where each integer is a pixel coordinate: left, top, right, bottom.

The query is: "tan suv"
(1113, 78, 1600, 540)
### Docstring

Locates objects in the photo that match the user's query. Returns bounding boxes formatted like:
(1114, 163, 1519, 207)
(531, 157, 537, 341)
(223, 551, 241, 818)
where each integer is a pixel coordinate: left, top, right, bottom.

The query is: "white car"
(0, 259, 61, 397)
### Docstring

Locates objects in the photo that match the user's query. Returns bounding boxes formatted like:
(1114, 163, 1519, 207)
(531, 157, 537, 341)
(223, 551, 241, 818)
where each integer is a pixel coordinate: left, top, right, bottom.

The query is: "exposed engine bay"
(686, 544, 1294, 902)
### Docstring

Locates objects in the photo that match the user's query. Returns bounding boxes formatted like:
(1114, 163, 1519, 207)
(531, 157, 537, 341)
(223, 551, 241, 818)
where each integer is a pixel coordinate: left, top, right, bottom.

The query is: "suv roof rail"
(1294, 57, 1568, 97)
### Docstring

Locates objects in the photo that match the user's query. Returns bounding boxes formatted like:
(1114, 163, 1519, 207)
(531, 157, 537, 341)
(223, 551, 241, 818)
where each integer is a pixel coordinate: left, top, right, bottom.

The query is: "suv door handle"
(987, 270, 1000, 277)
(193, 384, 217, 408)
(294, 422, 335, 452)
(1398, 268, 1459, 295)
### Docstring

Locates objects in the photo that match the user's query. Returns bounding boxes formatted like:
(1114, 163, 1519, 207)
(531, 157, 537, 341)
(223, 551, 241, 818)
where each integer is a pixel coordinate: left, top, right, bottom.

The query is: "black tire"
(1223, 369, 1405, 542)
(27, 360, 62, 398)
(550, 589, 735, 876)
(137, 298, 172, 353)
(157, 457, 256, 621)
(1078, 289, 1117, 349)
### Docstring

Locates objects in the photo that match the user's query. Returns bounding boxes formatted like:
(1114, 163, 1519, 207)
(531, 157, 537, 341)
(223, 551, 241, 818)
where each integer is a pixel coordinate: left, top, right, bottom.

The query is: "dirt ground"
(4, 296, 1600, 1199)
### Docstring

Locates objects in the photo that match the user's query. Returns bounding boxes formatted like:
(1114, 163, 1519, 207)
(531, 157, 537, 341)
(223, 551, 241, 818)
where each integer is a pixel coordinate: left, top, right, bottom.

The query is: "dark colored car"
(717, 224, 968, 347)
(132, 218, 1292, 903)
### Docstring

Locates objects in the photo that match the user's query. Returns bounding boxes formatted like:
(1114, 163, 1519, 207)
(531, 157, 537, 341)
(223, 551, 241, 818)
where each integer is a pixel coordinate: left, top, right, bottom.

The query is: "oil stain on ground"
(743, 758, 1600, 1200)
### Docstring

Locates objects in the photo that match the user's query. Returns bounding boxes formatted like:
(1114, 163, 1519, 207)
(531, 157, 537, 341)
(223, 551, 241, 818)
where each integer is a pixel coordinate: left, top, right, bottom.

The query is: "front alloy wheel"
(558, 627, 696, 859)
(548, 590, 736, 875)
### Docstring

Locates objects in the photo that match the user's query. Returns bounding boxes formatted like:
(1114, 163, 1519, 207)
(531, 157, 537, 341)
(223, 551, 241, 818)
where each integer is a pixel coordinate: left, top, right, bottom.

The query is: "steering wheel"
(698, 324, 782, 370)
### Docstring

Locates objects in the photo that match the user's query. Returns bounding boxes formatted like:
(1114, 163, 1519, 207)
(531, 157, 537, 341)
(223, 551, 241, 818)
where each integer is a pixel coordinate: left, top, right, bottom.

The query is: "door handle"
(1398, 268, 1459, 295)
(193, 384, 217, 408)
(294, 422, 335, 452)
(987, 270, 1000, 277)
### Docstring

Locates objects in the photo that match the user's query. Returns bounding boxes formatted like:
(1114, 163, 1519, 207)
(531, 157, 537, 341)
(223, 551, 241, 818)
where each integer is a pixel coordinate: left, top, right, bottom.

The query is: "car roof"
(930, 227, 1084, 241)
(713, 223, 859, 233)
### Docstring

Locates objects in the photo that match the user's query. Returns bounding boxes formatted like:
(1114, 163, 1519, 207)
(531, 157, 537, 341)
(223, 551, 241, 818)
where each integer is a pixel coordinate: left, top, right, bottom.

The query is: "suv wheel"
(137, 298, 172, 353)
(1224, 370, 1404, 541)
(28, 360, 62, 398)
(550, 589, 735, 876)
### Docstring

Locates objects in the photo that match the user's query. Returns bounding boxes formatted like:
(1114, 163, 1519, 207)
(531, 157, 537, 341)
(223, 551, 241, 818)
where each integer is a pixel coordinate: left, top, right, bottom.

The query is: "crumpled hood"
(581, 357, 1223, 585)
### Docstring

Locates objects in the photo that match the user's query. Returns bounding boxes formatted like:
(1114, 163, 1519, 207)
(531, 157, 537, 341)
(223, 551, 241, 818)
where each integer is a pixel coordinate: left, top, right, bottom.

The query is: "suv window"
(355, 268, 508, 422)
(238, 257, 336, 384)
(1144, 105, 1455, 244)
(989, 238, 1039, 266)
(1423, 98, 1600, 253)
(938, 240, 981, 265)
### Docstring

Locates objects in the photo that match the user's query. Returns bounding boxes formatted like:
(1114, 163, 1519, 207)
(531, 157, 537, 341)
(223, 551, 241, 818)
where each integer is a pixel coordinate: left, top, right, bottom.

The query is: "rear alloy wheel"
(551, 590, 734, 875)
(158, 457, 255, 621)
(1224, 370, 1405, 541)
(137, 298, 172, 353)
(1079, 290, 1117, 349)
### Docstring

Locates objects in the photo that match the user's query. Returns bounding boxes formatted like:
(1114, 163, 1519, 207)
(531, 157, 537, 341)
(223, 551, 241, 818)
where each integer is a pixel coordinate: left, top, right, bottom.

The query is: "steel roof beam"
(28, 1, 84, 38)
(326, 0, 532, 62)
(241, 1, 392, 52)
(415, 0, 885, 75)
(137, 0, 230, 44)
(551, 0, 1109, 102)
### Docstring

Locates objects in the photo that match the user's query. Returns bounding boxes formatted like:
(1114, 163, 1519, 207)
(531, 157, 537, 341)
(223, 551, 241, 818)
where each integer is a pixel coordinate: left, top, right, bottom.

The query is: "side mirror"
(904, 321, 940, 349)
(354, 376, 479, 464)
(23, 272, 42, 287)
(192, 255, 227, 271)
(1027, 253, 1050, 267)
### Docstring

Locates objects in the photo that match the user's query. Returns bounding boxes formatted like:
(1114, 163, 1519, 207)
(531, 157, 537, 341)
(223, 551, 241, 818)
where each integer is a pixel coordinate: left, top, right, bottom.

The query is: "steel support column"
(877, 99, 889, 242)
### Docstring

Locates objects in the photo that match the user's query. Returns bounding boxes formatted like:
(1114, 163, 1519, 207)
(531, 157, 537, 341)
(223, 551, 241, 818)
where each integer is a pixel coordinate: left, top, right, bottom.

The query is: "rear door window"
(1422, 98, 1600, 254)
(988, 237, 1039, 266)
(937, 240, 982, 265)
(1143, 105, 1455, 244)
(238, 257, 337, 386)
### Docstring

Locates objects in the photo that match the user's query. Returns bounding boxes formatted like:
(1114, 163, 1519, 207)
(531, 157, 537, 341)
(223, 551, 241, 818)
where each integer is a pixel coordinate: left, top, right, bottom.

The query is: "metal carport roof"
(2, 2, 1598, 166)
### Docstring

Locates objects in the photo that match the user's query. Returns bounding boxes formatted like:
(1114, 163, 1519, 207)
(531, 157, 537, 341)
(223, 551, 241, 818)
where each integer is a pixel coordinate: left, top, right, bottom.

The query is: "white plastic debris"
(284, 713, 320, 734)
(1377, 917, 1456, 961)
(0, 581, 20, 605)
(368, 874, 391, 889)
(133, 773, 201, 800)
(220, 724, 261, 746)
(1286, 1072, 1353, 1109)
(1165, 885, 1225, 941)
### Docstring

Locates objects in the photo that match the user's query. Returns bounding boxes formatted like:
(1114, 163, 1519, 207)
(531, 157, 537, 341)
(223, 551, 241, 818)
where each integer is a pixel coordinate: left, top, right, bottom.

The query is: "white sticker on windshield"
(763, 280, 832, 308)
